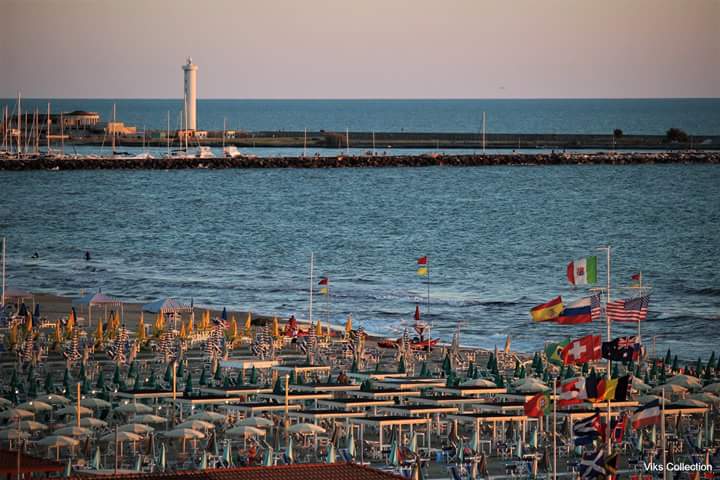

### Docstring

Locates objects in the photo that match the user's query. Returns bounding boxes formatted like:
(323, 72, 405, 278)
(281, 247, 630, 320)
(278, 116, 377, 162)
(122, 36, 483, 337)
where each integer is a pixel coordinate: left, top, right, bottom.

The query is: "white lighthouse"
(182, 57, 198, 131)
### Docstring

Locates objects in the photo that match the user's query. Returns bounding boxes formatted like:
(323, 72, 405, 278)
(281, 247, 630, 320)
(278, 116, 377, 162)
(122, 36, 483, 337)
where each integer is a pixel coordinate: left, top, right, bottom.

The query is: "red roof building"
(0, 449, 65, 475)
(72, 464, 404, 480)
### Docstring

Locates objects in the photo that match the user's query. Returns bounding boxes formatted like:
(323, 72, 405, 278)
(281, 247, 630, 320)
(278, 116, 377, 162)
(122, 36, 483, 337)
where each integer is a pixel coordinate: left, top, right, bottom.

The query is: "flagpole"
(309, 252, 314, 327)
(1, 236, 5, 308)
(661, 388, 666, 480)
(426, 257, 430, 316)
(598, 245, 612, 455)
(552, 379, 557, 480)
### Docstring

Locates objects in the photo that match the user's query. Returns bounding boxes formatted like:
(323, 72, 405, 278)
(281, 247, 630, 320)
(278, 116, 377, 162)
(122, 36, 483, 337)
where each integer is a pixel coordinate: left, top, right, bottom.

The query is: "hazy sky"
(2, 0, 719, 99)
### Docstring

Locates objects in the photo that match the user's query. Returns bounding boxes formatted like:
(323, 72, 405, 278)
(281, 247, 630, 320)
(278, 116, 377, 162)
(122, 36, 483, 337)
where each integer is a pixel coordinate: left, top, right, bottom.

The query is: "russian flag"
(557, 297, 593, 324)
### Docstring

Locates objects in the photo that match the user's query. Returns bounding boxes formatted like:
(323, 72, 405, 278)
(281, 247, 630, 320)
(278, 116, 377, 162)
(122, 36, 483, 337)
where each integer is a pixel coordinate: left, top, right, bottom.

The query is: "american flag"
(590, 293, 603, 321)
(607, 295, 650, 322)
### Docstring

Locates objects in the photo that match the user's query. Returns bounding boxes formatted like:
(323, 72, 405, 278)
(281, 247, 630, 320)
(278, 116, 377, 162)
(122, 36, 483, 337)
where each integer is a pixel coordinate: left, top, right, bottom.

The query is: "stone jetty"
(0, 151, 718, 171)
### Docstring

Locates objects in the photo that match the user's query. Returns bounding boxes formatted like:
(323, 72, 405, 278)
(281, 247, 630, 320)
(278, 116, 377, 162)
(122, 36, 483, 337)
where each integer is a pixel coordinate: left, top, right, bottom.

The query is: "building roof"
(66, 110, 100, 116)
(0, 449, 65, 474)
(72, 463, 403, 480)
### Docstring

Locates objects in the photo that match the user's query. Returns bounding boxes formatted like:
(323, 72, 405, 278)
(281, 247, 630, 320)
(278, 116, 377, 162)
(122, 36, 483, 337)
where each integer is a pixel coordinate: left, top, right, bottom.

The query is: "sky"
(1, 0, 719, 99)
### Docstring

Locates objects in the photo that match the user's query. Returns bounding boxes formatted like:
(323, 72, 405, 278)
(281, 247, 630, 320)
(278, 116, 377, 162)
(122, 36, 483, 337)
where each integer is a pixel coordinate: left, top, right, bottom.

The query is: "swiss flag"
(561, 335, 602, 365)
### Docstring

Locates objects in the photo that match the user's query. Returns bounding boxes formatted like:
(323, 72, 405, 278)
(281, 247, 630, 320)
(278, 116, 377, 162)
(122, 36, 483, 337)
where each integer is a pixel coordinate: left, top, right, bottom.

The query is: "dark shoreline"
(1, 151, 718, 170)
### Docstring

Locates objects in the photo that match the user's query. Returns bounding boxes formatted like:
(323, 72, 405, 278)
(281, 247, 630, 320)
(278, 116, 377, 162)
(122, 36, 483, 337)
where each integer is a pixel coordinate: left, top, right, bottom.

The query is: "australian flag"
(601, 336, 642, 362)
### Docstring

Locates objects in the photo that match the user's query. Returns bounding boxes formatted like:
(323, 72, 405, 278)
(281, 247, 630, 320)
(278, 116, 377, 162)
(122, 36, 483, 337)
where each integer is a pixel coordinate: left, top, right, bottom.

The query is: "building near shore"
(104, 121, 137, 135)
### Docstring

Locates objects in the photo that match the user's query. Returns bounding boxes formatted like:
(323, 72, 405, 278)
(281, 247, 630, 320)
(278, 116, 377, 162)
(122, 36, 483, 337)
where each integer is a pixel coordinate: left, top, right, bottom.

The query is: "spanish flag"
(318, 277, 329, 295)
(530, 296, 564, 322)
(417, 257, 428, 276)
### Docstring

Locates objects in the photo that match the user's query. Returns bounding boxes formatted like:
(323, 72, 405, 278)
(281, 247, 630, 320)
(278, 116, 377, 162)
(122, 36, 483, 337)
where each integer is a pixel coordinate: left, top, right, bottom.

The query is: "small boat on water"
(196, 146, 214, 158)
(223, 146, 242, 159)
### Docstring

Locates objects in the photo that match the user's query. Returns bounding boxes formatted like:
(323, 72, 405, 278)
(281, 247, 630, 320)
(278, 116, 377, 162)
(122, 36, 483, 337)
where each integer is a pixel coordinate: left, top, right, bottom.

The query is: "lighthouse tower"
(182, 57, 198, 131)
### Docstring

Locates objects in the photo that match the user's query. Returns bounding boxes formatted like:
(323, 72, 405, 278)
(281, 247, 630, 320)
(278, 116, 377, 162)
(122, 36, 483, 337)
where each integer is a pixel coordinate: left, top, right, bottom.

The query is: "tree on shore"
(666, 128, 689, 143)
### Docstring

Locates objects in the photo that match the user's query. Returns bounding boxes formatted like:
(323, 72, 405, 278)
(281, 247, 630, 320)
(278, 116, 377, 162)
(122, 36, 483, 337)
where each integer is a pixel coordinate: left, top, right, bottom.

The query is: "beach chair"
(338, 448, 353, 463)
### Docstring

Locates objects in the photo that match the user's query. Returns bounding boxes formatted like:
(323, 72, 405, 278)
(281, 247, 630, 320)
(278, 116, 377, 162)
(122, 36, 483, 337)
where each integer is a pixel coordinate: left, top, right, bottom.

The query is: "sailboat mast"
(47, 103, 51, 152)
(112, 103, 116, 154)
(346, 128, 349, 155)
(60, 112, 64, 155)
(17, 91, 21, 156)
(167, 111, 170, 156)
(223, 117, 226, 150)
(1, 237, 5, 308)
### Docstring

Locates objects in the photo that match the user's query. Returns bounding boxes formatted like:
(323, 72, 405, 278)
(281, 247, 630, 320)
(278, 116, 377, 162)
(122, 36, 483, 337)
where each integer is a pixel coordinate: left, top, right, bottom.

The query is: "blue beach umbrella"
(33, 304, 40, 320)
(18, 303, 28, 317)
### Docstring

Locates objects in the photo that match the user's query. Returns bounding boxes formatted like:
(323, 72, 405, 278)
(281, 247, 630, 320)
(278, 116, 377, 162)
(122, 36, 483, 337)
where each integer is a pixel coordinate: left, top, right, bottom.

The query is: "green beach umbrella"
(146, 370, 157, 389)
(398, 356, 406, 374)
(26, 364, 35, 384)
(177, 360, 185, 379)
(664, 349, 672, 366)
(28, 379, 38, 398)
(44, 372, 54, 393)
(513, 359, 521, 378)
(272, 377, 284, 395)
(184, 372, 193, 396)
(350, 358, 358, 373)
(164, 364, 173, 383)
(442, 354, 452, 376)
(214, 363, 222, 382)
(199, 367, 208, 386)
(133, 371, 142, 392)
(262, 445, 273, 467)
(467, 361, 475, 379)
(296, 373, 304, 385)
(249, 366, 258, 384)
(288, 370, 296, 384)
(128, 361, 137, 379)
(419, 362, 430, 377)
(235, 370, 244, 386)
(95, 370, 105, 390)
(326, 442, 336, 463)
(223, 375, 231, 388)
(113, 365, 121, 385)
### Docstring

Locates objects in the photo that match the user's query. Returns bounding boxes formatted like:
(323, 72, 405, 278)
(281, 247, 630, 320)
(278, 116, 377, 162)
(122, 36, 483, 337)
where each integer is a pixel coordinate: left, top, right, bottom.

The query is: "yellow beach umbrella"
(315, 319, 322, 337)
(272, 317, 279, 338)
(54, 321, 62, 343)
(65, 309, 75, 334)
(187, 316, 194, 334)
(9, 322, 18, 347)
(95, 316, 104, 344)
(345, 314, 352, 336)
(155, 312, 164, 331)
(202, 310, 210, 330)
(179, 323, 187, 338)
(230, 317, 238, 339)
(244, 312, 252, 336)
(137, 316, 146, 342)
(25, 312, 33, 333)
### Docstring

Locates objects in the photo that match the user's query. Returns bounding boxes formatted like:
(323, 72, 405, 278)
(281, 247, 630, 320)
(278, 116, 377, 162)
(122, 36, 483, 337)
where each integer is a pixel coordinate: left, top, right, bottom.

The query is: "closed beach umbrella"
(35, 394, 70, 405)
(115, 403, 152, 414)
(131, 414, 166, 424)
(408, 431, 418, 453)
(0, 409, 34, 420)
(288, 423, 325, 434)
(19, 420, 48, 432)
(187, 411, 225, 423)
(81, 398, 112, 409)
(345, 314, 352, 336)
(326, 442, 336, 463)
(272, 317, 280, 338)
(388, 438, 401, 466)
(54, 426, 92, 437)
(176, 420, 214, 431)
(237, 417, 273, 428)
(17, 401, 52, 412)
(286, 436, 295, 463)
(262, 445, 274, 467)
(118, 423, 154, 434)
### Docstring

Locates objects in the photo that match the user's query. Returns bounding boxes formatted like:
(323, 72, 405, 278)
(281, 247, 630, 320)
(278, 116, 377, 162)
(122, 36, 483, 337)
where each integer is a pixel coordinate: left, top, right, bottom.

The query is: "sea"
(1, 162, 719, 358)
(4, 98, 720, 134)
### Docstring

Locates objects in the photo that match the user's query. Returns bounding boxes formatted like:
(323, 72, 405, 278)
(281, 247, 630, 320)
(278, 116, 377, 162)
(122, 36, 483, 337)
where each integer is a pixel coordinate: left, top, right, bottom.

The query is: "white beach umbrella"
(689, 393, 720, 405)
(118, 423, 154, 434)
(18, 420, 47, 432)
(54, 426, 92, 437)
(115, 403, 152, 414)
(164, 428, 205, 440)
(287, 423, 325, 434)
(187, 411, 226, 423)
(0, 408, 34, 420)
(17, 401, 52, 412)
(632, 377, 652, 392)
(461, 378, 498, 388)
(667, 374, 702, 390)
(651, 384, 688, 395)
(56, 405, 93, 416)
(226, 426, 266, 438)
(669, 399, 708, 409)
(0, 398, 13, 408)
(100, 431, 143, 443)
(702, 383, 720, 394)
(81, 398, 112, 409)
(34, 394, 71, 405)
(131, 414, 166, 424)
(176, 420, 215, 430)
(36, 435, 79, 447)
(0, 429, 30, 440)
(236, 417, 273, 428)
(78, 417, 108, 428)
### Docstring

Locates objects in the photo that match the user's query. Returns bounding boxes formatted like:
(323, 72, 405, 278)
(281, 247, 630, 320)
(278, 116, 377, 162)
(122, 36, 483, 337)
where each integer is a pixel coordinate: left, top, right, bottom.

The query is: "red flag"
(318, 277, 329, 286)
(561, 335, 602, 364)
(524, 392, 551, 417)
(631, 273, 641, 281)
(417, 256, 428, 265)
(414, 305, 421, 321)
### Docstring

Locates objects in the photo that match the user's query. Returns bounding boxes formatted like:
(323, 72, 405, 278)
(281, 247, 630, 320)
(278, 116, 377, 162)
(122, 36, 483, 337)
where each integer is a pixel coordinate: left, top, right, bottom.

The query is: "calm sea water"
(4, 98, 720, 134)
(1, 165, 719, 358)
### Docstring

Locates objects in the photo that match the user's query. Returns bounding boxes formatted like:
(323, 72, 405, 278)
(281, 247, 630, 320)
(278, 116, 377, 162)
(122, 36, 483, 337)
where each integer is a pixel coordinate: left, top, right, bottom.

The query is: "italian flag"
(567, 256, 598, 286)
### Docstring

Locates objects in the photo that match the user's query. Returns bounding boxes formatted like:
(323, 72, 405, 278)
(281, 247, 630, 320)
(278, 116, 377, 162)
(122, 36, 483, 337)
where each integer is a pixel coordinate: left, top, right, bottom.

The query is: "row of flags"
(561, 334, 642, 365)
(531, 293, 651, 323)
(559, 374, 632, 407)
